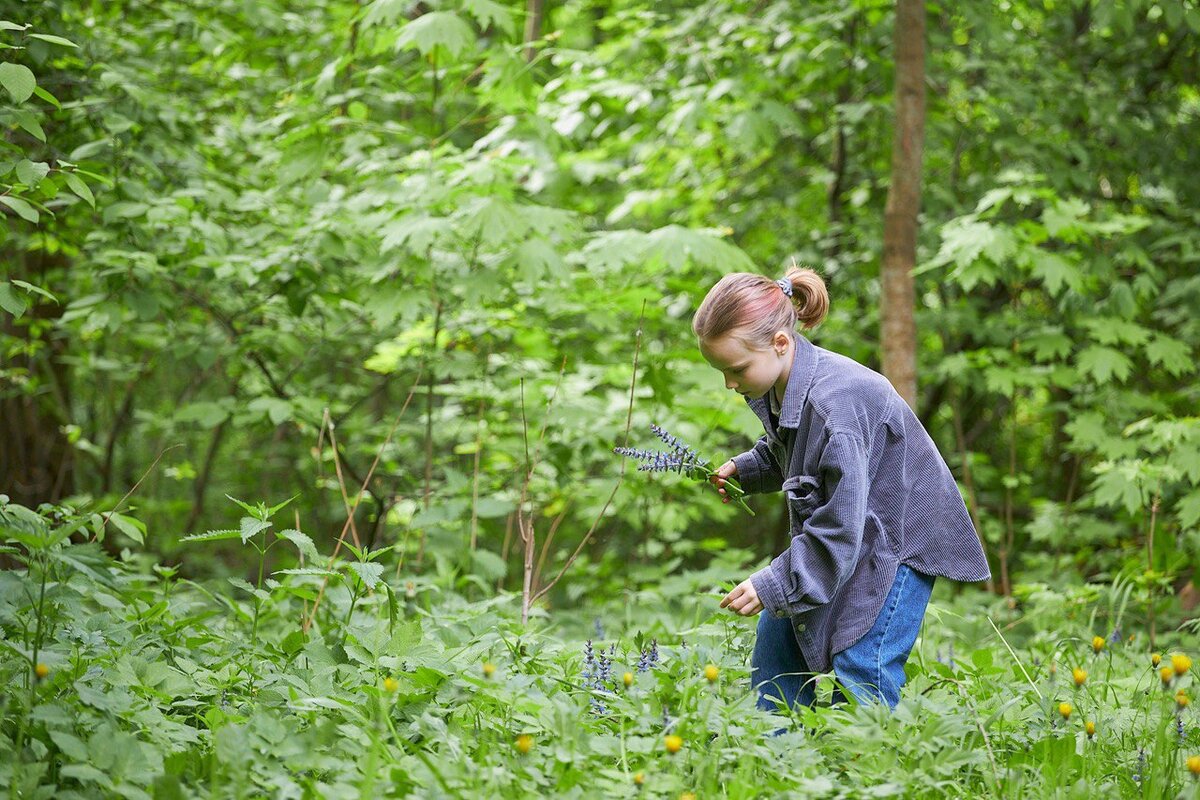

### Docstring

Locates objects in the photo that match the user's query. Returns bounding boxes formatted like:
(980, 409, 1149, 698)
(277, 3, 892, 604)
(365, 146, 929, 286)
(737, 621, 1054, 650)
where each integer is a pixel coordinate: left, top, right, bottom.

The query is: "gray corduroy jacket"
(732, 334, 991, 673)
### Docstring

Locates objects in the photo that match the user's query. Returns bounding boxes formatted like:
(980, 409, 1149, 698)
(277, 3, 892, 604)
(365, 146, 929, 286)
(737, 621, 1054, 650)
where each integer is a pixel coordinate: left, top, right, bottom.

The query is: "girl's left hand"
(720, 577, 763, 616)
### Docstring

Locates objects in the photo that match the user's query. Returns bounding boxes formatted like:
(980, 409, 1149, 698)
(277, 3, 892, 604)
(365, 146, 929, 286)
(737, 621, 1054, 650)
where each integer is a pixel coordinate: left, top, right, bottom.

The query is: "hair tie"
(775, 277, 793, 298)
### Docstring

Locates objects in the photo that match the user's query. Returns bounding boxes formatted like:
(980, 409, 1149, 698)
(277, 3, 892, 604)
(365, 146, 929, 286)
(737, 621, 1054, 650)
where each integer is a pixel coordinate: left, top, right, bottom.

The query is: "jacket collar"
(744, 334, 818, 431)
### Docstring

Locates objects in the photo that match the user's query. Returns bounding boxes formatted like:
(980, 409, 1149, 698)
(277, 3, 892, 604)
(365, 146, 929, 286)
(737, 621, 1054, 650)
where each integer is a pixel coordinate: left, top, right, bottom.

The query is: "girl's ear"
(774, 330, 790, 354)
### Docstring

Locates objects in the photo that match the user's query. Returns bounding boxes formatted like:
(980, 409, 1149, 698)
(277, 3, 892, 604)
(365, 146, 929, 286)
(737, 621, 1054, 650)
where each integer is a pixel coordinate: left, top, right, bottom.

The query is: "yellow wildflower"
(1092, 636, 1105, 654)
(1171, 653, 1192, 676)
(483, 662, 496, 678)
(383, 677, 399, 693)
(1177, 690, 1190, 710)
(1187, 754, 1200, 776)
(34, 663, 49, 680)
(1058, 702, 1072, 720)
(1072, 667, 1087, 687)
(1085, 721, 1096, 738)
(623, 671, 634, 688)
(664, 734, 683, 754)
(1152, 653, 1162, 667)
(1162, 666, 1176, 686)
(704, 664, 719, 683)
(633, 772, 645, 786)
(516, 733, 533, 754)
(681, 794, 697, 800)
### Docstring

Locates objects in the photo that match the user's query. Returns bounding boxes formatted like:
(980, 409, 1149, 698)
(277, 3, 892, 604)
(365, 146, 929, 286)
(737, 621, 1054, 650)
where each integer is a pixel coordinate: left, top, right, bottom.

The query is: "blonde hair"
(691, 265, 829, 348)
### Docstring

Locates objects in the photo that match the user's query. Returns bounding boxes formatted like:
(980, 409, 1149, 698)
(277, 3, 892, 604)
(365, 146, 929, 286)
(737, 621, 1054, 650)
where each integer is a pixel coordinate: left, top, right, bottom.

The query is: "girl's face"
(699, 330, 790, 400)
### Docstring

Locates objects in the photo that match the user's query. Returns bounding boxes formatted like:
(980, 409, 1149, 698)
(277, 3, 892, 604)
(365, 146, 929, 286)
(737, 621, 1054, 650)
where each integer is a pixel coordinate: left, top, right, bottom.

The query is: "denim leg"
(750, 609, 816, 714)
(831, 564, 935, 709)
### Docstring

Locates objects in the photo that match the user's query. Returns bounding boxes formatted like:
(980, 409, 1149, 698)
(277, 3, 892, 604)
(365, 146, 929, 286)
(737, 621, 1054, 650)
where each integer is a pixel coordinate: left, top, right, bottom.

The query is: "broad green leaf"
(0, 195, 39, 223)
(395, 12, 475, 57)
(107, 512, 146, 545)
(1145, 334, 1193, 376)
(15, 159, 49, 187)
(65, 172, 95, 208)
(1075, 346, 1133, 384)
(276, 528, 319, 560)
(175, 401, 231, 429)
(240, 516, 271, 543)
(1026, 250, 1080, 295)
(462, 0, 515, 35)
(0, 61, 35, 102)
(1083, 317, 1151, 347)
(1091, 460, 1148, 514)
(13, 109, 45, 141)
(0, 282, 28, 317)
(1178, 489, 1200, 530)
(248, 396, 291, 425)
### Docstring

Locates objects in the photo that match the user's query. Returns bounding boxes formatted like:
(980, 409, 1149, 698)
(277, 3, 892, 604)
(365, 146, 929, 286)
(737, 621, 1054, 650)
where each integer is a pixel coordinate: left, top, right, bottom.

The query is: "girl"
(693, 266, 990, 713)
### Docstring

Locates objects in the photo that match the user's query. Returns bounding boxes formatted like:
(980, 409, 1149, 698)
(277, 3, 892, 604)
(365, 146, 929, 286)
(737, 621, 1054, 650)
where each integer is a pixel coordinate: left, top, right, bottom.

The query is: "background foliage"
(3, 0, 1200, 793)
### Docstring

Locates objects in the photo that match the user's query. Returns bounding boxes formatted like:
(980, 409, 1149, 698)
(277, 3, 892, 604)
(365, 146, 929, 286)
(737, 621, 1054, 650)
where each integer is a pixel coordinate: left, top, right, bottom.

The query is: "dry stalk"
(303, 373, 422, 633)
(517, 356, 569, 625)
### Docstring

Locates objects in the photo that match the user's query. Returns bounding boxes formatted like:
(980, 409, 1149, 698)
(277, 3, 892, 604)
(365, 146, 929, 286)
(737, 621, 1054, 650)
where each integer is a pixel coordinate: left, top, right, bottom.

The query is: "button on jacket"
(731, 334, 991, 674)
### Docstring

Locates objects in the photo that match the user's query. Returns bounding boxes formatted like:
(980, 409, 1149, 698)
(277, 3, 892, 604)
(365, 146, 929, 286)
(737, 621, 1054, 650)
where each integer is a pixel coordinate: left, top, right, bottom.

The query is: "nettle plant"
(615, 424, 755, 516)
(181, 495, 400, 647)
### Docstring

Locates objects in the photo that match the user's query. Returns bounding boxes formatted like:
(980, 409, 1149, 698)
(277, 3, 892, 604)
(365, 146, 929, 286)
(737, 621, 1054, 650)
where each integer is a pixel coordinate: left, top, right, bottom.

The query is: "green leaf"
(1177, 489, 1200, 530)
(240, 516, 271, 543)
(1091, 461, 1148, 514)
(395, 12, 475, 58)
(65, 172, 95, 208)
(0, 282, 28, 317)
(107, 512, 146, 545)
(10, 280, 57, 303)
(276, 528, 319, 560)
(248, 396, 292, 425)
(175, 400, 231, 429)
(1145, 334, 1193, 376)
(32, 86, 59, 108)
(0, 195, 39, 223)
(0, 61, 35, 102)
(181, 529, 242, 543)
(471, 548, 507, 581)
(1075, 346, 1133, 384)
(15, 159, 49, 187)
(1083, 317, 1151, 347)
(461, 0, 516, 35)
(349, 560, 384, 589)
(28, 33, 78, 48)
(1026, 250, 1080, 295)
(13, 109, 45, 141)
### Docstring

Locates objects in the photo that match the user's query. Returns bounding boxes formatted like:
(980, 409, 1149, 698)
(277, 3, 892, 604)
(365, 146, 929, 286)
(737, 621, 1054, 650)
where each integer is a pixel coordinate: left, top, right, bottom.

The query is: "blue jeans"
(750, 563, 935, 716)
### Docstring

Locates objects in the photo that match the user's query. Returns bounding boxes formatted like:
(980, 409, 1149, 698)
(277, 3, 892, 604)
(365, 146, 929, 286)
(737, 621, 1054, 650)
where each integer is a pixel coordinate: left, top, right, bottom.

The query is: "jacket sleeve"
(749, 431, 868, 617)
(729, 434, 784, 495)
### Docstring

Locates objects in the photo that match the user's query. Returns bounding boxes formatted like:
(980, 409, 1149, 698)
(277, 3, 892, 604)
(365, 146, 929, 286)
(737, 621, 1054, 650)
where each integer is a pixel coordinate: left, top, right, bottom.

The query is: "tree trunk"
(880, 0, 926, 409)
(524, 0, 546, 63)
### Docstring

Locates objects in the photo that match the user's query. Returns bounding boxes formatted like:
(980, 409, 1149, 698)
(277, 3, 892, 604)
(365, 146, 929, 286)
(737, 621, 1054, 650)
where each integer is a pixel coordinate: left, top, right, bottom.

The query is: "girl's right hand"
(710, 460, 737, 503)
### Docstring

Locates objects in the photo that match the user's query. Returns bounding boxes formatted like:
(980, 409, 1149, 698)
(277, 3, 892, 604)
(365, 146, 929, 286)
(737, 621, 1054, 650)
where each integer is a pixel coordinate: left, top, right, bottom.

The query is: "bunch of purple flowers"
(614, 424, 755, 515)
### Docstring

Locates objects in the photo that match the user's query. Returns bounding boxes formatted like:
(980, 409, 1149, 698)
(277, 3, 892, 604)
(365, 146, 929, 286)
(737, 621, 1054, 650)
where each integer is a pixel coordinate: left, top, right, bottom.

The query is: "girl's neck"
(772, 340, 794, 405)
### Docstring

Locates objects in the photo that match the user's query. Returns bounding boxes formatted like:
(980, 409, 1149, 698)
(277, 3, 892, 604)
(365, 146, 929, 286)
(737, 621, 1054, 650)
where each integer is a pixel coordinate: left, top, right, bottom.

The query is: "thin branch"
(95, 444, 184, 541)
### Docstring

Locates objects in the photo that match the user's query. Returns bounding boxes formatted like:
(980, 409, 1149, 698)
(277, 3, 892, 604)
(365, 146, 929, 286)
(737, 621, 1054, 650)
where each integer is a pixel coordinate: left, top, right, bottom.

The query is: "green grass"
(2, 500, 1199, 798)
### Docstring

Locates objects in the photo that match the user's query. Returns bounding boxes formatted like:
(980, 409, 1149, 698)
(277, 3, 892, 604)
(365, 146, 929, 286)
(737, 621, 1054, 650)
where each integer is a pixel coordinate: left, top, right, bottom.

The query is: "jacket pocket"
(781, 474, 822, 518)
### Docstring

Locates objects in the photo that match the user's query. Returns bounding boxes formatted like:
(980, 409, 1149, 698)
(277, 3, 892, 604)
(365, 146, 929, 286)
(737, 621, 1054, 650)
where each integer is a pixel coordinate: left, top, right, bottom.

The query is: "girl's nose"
(725, 378, 737, 391)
